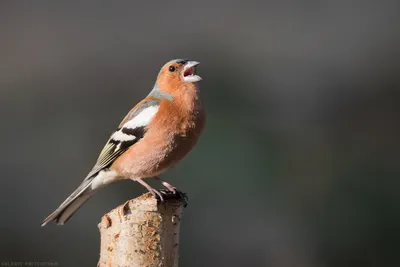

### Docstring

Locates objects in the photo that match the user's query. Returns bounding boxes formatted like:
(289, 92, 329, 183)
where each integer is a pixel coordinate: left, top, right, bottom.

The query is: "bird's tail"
(41, 181, 95, 226)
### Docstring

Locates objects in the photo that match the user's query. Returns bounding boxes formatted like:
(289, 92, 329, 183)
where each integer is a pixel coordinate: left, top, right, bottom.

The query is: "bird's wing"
(85, 98, 160, 179)
(41, 98, 161, 226)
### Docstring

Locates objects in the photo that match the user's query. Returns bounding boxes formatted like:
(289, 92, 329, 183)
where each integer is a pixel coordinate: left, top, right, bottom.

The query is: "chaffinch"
(42, 59, 205, 226)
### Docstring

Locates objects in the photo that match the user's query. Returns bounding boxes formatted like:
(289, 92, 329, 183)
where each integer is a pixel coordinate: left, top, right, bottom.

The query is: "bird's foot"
(163, 183, 177, 194)
(150, 188, 165, 202)
(137, 178, 164, 202)
(154, 176, 178, 194)
(159, 189, 188, 207)
(137, 177, 188, 206)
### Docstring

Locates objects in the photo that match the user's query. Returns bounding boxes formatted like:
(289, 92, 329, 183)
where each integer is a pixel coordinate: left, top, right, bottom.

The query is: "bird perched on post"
(42, 59, 205, 226)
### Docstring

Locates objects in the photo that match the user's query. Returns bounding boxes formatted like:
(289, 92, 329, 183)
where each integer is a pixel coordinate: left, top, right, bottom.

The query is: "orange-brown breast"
(111, 83, 205, 179)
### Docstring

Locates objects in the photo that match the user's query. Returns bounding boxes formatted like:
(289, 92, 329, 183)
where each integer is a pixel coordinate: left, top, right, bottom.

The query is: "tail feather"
(42, 170, 119, 226)
(41, 182, 94, 226)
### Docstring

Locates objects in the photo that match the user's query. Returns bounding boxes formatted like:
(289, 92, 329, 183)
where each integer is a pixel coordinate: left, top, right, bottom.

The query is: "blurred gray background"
(0, 1, 399, 267)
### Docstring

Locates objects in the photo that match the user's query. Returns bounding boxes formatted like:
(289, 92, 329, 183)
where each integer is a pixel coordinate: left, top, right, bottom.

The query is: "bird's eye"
(169, 66, 176, 72)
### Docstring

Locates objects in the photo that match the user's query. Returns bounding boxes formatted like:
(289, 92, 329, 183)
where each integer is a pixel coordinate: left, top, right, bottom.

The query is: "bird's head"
(155, 59, 201, 94)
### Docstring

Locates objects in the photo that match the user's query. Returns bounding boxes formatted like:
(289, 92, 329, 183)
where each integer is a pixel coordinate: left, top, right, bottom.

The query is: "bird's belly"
(157, 134, 200, 171)
(113, 129, 201, 179)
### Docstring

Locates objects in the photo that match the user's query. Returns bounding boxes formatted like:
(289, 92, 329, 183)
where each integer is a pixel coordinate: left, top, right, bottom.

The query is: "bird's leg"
(154, 176, 188, 206)
(154, 176, 177, 194)
(136, 178, 164, 202)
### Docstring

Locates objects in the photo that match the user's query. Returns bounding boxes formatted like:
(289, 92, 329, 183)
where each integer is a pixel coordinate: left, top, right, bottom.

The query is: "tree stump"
(98, 192, 186, 267)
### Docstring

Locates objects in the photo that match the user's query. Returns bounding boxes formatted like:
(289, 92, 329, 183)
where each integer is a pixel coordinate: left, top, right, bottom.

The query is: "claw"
(150, 188, 164, 202)
(164, 183, 177, 194)
(136, 177, 187, 206)
(136, 178, 164, 202)
(154, 176, 178, 194)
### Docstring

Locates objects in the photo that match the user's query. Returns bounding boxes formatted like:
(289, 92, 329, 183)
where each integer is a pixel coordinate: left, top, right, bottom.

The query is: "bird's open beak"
(182, 61, 201, 82)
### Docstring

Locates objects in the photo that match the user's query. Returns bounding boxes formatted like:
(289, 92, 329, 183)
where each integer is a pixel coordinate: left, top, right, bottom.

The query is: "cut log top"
(98, 191, 186, 267)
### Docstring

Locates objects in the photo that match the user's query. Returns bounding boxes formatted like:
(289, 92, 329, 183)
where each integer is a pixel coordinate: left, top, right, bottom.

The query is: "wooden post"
(98, 192, 186, 267)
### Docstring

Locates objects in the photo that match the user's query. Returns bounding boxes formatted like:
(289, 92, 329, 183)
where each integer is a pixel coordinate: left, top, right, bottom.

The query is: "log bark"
(98, 192, 186, 267)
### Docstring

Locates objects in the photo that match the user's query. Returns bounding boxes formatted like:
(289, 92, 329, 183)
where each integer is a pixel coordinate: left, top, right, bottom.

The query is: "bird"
(42, 59, 205, 226)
